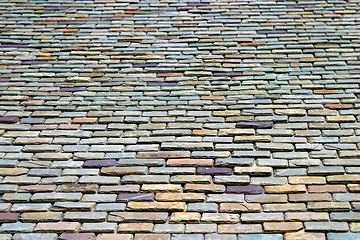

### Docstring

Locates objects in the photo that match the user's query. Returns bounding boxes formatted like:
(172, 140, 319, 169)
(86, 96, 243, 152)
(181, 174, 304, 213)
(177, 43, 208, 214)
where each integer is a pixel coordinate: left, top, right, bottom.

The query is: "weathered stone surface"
(236, 121, 273, 129)
(304, 222, 349, 232)
(59, 233, 96, 240)
(80, 222, 117, 233)
(155, 193, 205, 202)
(13, 233, 58, 240)
(218, 224, 263, 234)
(63, 212, 107, 222)
(327, 233, 360, 240)
(242, 213, 284, 223)
(21, 212, 62, 222)
(202, 213, 240, 223)
(220, 203, 261, 213)
(185, 183, 225, 193)
(265, 184, 306, 194)
(0, 223, 35, 233)
(116, 193, 154, 202)
(264, 222, 303, 233)
(34, 222, 81, 233)
(83, 160, 117, 168)
(197, 167, 233, 175)
(0, 212, 20, 223)
(96, 234, 132, 240)
(0, 117, 19, 123)
(118, 223, 153, 233)
(1, 0, 359, 237)
(226, 186, 263, 194)
(170, 212, 201, 223)
(126, 202, 186, 211)
(234, 166, 272, 176)
(237, 234, 283, 240)
(187, 203, 218, 213)
(108, 212, 168, 223)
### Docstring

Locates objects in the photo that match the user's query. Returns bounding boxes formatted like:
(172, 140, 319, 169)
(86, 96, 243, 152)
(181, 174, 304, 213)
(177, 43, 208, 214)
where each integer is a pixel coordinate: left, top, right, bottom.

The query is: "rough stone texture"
(59, 233, 96, 240)
(116, 193, 155, 202)
(0, 0, 359, 238)
(0, 117, 20, 123)
(13, 233, 58, 240)
(0, 212, 20, 223)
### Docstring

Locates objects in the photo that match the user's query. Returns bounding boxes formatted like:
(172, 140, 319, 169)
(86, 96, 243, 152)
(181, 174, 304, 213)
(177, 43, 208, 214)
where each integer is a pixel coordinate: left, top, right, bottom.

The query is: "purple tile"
(197, 167, 233, 175)
(147, 82, 177, 86)
(255, 94, 279, 100)
(236, 121, 273, 129)
(116, 193, 155, 202)
(0, 44, 28, 48)
(356, 94, 360, 99)
(352, 203, 360, 211)
(257, 30, 287, 34)
(21, 61, 48, 65)
(21, 118, 45, 124)
(60, 87, 87, 92)
(83, 160, 117, 168)
(0, 78, 10, 82)
(212, 72, 242, 76)
(0, 117, 19, 123)
(58, 184, 97, 193)
(133, 63, 158, 68)
(0, 212, 20, 223)
(287, 4, 314, 8)
(59, 233, 96, 240)
(227, 185, 263, 194)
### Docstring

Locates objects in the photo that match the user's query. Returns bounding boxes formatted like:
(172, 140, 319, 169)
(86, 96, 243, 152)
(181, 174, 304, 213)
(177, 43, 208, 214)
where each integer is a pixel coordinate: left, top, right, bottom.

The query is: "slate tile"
(1, 0, 360, 236)
(116, 193, 155, 202)
(236, 121, 273, 129)
(0, 212, 20, 223)
(0, 117, 19, 123)
(226, 186, 263, 195)
(60, 87, 87, 92)
(83, 160, 117, 168)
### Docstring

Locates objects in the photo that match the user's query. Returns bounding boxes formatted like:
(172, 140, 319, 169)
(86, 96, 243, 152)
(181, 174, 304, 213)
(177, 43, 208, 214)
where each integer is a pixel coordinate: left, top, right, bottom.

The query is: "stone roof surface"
(0, 0, 360, 239)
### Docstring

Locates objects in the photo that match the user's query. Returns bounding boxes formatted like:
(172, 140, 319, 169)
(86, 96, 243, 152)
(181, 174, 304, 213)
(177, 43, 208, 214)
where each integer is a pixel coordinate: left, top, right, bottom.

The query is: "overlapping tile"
(0, 0, 360, 238)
